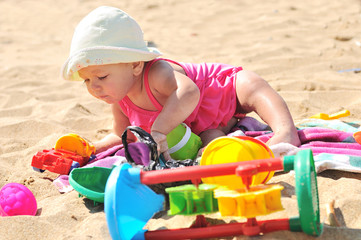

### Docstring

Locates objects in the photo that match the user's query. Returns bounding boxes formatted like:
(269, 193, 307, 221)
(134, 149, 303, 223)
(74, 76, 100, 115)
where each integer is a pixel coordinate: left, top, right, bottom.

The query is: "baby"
(61, 6, 301, 160)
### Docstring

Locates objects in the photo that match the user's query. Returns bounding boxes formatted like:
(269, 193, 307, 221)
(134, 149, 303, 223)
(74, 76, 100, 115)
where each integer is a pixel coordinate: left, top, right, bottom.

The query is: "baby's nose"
(89, 81, 101, 91)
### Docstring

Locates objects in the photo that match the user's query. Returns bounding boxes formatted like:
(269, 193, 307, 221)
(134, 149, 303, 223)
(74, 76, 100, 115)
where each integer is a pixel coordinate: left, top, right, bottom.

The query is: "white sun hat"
(61, 6, 161, 81)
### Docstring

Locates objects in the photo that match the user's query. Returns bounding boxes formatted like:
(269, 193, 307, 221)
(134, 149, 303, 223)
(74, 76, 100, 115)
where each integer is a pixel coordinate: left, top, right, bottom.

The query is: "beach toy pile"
(103, 136, 323, 239)
(0, 183, 37, 217)
(30, 128, 323, 239)
(67, 124, 202, 205)
(31, 133, 95, 175)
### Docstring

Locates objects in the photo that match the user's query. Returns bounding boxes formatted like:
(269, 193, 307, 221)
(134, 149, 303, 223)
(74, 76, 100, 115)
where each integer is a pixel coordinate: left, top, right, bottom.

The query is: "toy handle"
(121, 126, 163, 165)
(143, 218, 290, 239)
(140, 157, 285, 185)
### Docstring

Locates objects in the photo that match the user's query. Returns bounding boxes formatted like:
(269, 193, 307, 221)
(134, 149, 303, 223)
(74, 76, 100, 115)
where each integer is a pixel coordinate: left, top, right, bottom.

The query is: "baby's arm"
(93, 104, 135, 154)
(148, 61, 200, 158)
(236, 70, 301, 146)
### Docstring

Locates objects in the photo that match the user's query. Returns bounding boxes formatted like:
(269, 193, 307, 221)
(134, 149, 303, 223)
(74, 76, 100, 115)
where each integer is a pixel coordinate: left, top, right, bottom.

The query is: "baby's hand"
(151, 131, 171, 161)
(197, 147, 205, 158)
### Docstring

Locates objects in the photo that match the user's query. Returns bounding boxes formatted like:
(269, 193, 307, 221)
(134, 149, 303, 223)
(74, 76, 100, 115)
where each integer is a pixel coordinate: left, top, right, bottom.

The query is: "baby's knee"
(217, 117, 237, 134)
(199, 129, 225, 147)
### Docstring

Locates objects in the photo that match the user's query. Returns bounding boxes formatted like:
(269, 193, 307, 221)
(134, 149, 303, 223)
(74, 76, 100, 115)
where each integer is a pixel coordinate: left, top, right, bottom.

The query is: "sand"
(0, 0, 361, 239)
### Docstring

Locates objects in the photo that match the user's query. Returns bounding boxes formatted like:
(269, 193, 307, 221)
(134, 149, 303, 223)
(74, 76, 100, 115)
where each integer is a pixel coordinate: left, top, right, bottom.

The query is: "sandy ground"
(0, 0, 361, 239)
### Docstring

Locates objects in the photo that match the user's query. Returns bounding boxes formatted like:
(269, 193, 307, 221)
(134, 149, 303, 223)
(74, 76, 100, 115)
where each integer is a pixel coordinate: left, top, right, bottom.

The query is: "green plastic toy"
(165, 184, 218, 215)
(69, 166, 113, 203)
(167, 123, 202, 160)
(293, 149, 322, 236)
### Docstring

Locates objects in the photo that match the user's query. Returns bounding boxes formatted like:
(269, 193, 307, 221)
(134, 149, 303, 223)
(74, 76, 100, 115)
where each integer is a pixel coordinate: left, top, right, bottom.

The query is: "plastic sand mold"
(214, 184, 284, 218)
(69, 166, 113, 203)
(55, 133, 95, 158)
(0, 183, 37, 216)
(166, 183, 218, 215)
(32, 148, 86, 175)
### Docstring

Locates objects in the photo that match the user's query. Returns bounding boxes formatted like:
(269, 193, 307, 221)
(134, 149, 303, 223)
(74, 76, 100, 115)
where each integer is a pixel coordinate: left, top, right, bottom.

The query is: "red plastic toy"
(31, 133, 95, 175)
(31, 148, 88, 175)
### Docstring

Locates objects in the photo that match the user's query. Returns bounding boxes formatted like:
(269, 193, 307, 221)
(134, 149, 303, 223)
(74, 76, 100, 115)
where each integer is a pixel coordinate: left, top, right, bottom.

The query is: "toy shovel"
(104, 163, 165, 240)
(309, 109, 350, 120)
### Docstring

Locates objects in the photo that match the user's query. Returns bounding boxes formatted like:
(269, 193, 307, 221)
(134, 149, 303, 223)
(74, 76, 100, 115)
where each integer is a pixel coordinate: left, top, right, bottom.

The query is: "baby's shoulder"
(147, 60, 176, 81)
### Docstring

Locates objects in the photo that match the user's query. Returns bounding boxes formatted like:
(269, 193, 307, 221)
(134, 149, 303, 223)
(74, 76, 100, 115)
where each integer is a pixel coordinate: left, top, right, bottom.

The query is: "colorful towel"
(241, 119, 361, 173)
(314, 153, 361, 173)
(252, 127, 355, 145)
(297, 118, 361, 133)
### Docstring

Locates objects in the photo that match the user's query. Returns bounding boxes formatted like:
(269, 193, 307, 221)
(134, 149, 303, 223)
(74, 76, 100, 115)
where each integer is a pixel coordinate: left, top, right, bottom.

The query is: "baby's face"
(78, 63, 136, 104)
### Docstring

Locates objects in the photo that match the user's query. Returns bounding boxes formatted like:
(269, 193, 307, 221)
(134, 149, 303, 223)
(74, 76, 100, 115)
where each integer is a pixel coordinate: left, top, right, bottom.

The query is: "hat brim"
(61, 46, 162, 81)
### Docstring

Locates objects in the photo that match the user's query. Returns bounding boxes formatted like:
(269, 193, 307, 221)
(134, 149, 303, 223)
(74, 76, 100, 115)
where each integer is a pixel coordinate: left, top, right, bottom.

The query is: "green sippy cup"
(167, 123, 202, 160)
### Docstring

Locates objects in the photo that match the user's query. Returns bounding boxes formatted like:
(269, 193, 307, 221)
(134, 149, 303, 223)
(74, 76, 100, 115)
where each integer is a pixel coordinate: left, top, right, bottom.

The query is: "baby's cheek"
(87, 88, 99, 99)
(87, 88, 95, 96)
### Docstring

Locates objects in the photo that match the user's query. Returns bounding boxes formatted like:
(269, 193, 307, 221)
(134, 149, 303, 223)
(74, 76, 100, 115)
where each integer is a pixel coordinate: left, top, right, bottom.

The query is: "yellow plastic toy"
(214, 184, 284, 218)
(55, 133, 95, 158)
(309, 109, 350, 120)
(200, 136, 274, 189)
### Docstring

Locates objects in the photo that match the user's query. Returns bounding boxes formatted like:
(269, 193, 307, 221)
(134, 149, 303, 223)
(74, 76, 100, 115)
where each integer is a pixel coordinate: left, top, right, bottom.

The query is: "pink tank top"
(119, 58, 244, 134)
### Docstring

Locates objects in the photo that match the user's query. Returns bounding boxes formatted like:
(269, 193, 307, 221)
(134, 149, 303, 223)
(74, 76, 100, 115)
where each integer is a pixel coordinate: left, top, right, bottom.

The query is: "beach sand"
(0, 0, 361, 239)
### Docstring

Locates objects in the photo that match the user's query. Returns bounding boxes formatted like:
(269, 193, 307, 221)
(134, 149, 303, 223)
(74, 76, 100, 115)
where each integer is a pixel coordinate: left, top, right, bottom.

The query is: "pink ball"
(0, 183, 37, 216)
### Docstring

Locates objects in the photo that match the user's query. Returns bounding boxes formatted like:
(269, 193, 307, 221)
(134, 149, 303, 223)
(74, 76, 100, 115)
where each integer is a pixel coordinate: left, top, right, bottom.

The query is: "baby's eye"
(98, 75, 108, 80)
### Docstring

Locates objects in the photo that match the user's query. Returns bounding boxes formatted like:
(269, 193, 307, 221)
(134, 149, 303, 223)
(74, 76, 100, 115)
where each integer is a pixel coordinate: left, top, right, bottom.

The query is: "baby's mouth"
(98, 95, 108, 100)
